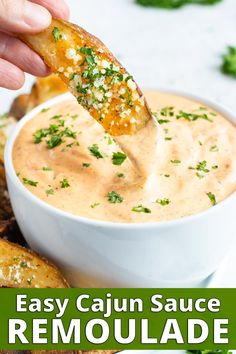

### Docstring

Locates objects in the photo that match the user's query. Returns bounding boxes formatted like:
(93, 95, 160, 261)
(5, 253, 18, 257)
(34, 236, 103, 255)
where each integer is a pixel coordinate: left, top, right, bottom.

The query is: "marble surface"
(0, 0, 236, 287)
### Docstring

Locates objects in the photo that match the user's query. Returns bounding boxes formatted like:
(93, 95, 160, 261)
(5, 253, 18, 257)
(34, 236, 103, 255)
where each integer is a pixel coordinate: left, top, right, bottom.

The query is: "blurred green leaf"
(135, 0, 222, 9)
(222, 46, 236, 78)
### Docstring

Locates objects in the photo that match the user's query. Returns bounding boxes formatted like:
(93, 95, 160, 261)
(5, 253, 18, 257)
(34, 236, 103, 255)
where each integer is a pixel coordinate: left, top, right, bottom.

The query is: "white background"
(1, 0, 236, 288)
(1, 0, 236, 112)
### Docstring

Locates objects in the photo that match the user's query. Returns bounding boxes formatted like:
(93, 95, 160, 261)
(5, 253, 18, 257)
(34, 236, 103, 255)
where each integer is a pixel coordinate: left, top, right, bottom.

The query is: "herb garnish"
(89, 144, 104, 159)
(222, 46, 236, 78)
(20, 261, 28, 268)
(46, 188, 54, 196)
(158, 119, 170, 124)
(91, 202, 100, 208)
(210, 145, 219, 152)
(42, 167, 52, 171)
(60, 179, 70, 188)
(136, 0, 222, 9)
(171, 159, 181, 164)
(112, 152, 127, 165)
(107, 191, 123, 204)
(206, 192, 217, 206)
(52, 27, 62, 41)
(189, 160, 210, 178)
(33, 122, 77, 149)
(177, 110, 213, 122)
(117, 173, 125, 178)
(41, 108, 50, 113)
(161, 106, 175, 117)
(83, 163, 91, 168)
(156, 198, 171, 206)
(23, 178, 38, 187)
(132, 205, 151, 213)
(47, 135, 63, 149)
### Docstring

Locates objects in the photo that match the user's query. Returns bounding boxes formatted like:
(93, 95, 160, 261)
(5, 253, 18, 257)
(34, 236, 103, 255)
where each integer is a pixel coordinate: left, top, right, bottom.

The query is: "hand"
(0, 0, 70, 90)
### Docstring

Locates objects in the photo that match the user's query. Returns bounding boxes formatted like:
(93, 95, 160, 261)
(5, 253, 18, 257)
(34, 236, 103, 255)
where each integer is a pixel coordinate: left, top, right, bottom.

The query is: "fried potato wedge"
(0, 114, 17, 163)
(20, 19, 152, 136)
(0, 239, 69, 288)
(10, 75, 67, 120)
(9, 94, 31, 120)
(33, 75, 67, 104)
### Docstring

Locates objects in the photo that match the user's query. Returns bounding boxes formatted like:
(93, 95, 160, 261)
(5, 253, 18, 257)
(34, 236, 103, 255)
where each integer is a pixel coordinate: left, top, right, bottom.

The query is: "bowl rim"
(5, 89, 236, 230)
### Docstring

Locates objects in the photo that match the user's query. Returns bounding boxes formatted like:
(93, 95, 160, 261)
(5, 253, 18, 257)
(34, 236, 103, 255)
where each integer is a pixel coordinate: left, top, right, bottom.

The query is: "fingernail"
(24, 2, 51, 31)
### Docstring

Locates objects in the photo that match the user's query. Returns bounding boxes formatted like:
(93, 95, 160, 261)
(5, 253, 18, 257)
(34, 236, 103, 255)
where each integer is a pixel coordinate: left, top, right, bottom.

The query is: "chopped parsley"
(165, 137, 172, 141)
(222, 46, 236, 78)
(107, 137, 114, 145)
(89, 144, 104, 159)
(158, 119, 170, 124)
(117, 173, 125, 178)
(206, 192, 217, 206)
(52, 27, 62, 41)
(189, 160, 210, 178)
(41, 108, 50, 113)
(20, 261, 28, 268)
(212, 165, 219, 169)
(47, 135, 63, 149)
(91, 202, 100, 208)
(33, 128, 48, 144)
(42, 166, 52, 171)
(46, 188, 54, 196)
(177, 110, 213, 122)
(112, 152, 127, 165)
(83, 163, 91, 168)
(27, 277, 33, 285)
(135, 0, 222, 9)
(170, 159, 181, 164)
(23, 178, 38, 187)
(60, 179, 70, 188)
(51, 115, 63, 120)
(210, 145, 219, 152)
(132, 205, 151, 213)
(161, 106, 175, 117)
(107, 191, 123, 204)
(33, 122, 77, 149)
(156, 198, 171, 206)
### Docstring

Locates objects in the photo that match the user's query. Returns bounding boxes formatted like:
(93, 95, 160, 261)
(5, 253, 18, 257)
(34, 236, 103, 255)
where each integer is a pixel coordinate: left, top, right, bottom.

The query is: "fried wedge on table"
(0, 239, 69, 288)
(10, 75, 68, 120)
(20, 19, 152, 136)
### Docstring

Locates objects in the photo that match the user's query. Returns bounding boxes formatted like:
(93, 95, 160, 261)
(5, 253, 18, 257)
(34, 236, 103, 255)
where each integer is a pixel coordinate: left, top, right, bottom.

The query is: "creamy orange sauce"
(13, 91, 236, 223)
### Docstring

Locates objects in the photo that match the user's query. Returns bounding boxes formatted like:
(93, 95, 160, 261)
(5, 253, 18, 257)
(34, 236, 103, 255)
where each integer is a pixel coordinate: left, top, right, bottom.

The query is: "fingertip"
(10, 69, 25, 90)
(60, 3, 70, 20)
(24, 2, 52, 33)
(30, 0, 70, 21)
(0, 59, 25, 90)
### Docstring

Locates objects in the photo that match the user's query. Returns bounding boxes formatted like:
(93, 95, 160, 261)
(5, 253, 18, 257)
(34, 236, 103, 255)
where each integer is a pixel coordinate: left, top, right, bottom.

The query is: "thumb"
(0, 0, 52, 34)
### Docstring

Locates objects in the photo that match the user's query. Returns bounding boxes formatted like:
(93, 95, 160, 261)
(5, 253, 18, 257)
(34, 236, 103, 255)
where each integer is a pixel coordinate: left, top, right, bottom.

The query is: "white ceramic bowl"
(5, 92, 236, 287)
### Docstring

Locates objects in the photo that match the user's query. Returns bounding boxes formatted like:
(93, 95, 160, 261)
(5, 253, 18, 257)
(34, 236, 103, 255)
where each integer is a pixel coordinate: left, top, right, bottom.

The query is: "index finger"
(31, 0, 70, 20)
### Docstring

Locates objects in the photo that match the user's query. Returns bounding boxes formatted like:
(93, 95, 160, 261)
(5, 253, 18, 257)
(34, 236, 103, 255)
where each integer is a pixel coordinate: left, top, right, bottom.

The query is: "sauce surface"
(13, 91, 236, 223)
